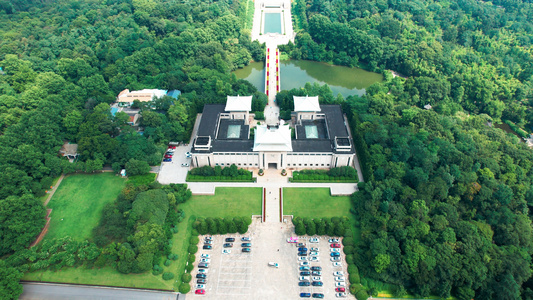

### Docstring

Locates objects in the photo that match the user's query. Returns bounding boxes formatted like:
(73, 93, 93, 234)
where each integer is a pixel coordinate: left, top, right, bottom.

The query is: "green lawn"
(24, 186, 262, 291)
(283, 188, 353, 219)
(45, 173, 126, 241)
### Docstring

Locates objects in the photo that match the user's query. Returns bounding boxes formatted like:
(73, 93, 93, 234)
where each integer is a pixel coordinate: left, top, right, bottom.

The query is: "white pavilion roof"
(253, 125, 293, 152)
(225, 95, 252, 112)
(294, 95, 320, 112)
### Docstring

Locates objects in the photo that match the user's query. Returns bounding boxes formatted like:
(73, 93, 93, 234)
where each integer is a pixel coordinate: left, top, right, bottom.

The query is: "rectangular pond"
(264, 13, 282, 34)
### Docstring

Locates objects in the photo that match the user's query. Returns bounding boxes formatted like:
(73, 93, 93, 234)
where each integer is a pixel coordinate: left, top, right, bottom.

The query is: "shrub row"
(292, 216, 352, 237)
(186, 175, 255, 182)
(290, 166, 358, 182)
(193, 217, 252, 235)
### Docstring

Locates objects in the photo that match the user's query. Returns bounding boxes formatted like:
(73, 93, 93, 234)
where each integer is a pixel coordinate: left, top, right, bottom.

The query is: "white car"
(335, 276, 346, 282)
(328, 238, 339, 243)
(312, 271, 322, 276)
(330, 248, 340, 253)
(309, 238, 319, 243)
(185, 152, 192, 157)
(201, 254, 210, 259)
(335, 282, 346, 287)
(222, 249, 231, 254)
(336, 292, 347, 298)
(181, 163, 189, 167)
(196, 284, 205, 289)
(309, 256, 320, 262)
(198, 269, 208, 274)
(300, 261, 310, 266)
(298, 257, 308, 261)
(333, 271, 344, 276)
(333, 262, 342, 267)
(204, 236, 212, 241)
(330, 256, 341, 262)
(200, 258, 210, 263)
(310, 247, 319, 252)
(312, 276, 322, 282)
(299, 276, 310, 281)
(310, 251, 319, 256)
(166, 149, 175, 153)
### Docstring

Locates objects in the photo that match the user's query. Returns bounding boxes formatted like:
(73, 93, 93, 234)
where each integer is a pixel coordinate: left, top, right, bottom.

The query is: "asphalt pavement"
(20, 283, 180, 300)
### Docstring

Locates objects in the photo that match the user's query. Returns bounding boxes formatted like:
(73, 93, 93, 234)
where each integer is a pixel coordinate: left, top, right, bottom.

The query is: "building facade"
(191, 96, 356, 170)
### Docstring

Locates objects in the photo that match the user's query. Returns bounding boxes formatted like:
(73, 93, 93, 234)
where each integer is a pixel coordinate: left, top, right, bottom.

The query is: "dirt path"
(44, 174, 65, 206)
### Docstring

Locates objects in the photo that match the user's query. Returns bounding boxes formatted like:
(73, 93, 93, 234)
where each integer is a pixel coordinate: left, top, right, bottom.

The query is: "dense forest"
(1, 0, 533, 299)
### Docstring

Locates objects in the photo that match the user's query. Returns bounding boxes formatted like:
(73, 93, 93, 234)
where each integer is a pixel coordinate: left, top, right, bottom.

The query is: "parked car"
(330, 257, 341, 262)
(198, 269, 208, 274)
(298, 247, 308, 252)
(196, 274, 206, 279)
(165, 152, 173, 156)
(335, 287, 346, 292)
(241, 237, 251, 241)
(166, 148, 175, 153)
(331, 243, 341, 248)
(330, 252, 340, 257)
(185, 152, 192, 157)
(223, 243, 233, 248)
(299, 281, 311, 286)
(200, 258, 210, 263)
(204, 236, 212, 241)
(335, 282, 346, 287)
(181, 163, 189, 167)
(310, 251, 319, 256)
(310, 247, 319, 252)
(335, 292, 347, 298)
(198, 263, 209, 268)
(334, 271, 344, 276)
(225, 237, 235, 242)
(201, 254, 210, 259)
(204, 240, 212, 245)
(311, 281, 323, 287)
(163, 158, 172, 162)
(299, 266, 310, 271)
(309, 256, 320, 262)
(330, 248, 340, 253)
(311, 266, 322, 271)
(299, 276, 310, 281)
(300, 293, 311, 298)
(309, 238, 319, 243)
(164, 155, 172, 159)
(241, 243, 252, 247)
(297, 243, 306, 247)
(197, 279, 206, 284)
(312, 271, 322, 276)
(298, 252, 308, 256)
(312, 276, 322, 282)
(312, 293, 324, 298)
(196, 284, 205, 289)
(202, 245, 212, 250)
(335, 276, 346, 282)
(300, 271, 311, 276)
(298, 257, 308, 261)
(300, 261, 309, 266)
(242, 248, 251, 253)
(222, 249, 231, 254)
(195, 289, 205, 295)
(328, 238, 339, 243)
(333, 262, 342, 267)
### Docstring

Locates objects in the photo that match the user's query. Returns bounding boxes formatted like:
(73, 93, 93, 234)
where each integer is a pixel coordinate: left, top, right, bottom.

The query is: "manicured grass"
(24, 187, 262, 291)
(283, 188, 353, 219)
(45, 173, 126, 241)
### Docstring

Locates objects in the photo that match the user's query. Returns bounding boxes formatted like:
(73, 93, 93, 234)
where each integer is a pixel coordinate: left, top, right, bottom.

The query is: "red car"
(168, 146, 176, 149)
(331, 243, 341, 248)
(335, 287, 345, 292)
(195, 289, 205, 295)
(164, 154, 172, 158)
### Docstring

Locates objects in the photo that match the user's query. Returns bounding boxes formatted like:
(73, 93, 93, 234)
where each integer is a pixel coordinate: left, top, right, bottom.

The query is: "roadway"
(20, 282, 180, 300)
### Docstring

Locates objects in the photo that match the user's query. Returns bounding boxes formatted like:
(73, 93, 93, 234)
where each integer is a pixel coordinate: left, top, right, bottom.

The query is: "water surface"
(264, 13, 282, 34)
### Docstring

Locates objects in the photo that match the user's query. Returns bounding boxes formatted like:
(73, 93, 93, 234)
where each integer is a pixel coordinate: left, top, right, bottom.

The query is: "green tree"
(0, 260, 23, 300)
(125, 158, 150, 176)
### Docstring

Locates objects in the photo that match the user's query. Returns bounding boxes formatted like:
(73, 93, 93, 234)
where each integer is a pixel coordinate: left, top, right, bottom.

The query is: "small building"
(59, 142, 78, 161)
(424, 104, 432, 110)
(166, 90, 181, 99)
(190, 95, 356, 170)
(116, 89, 167, 106)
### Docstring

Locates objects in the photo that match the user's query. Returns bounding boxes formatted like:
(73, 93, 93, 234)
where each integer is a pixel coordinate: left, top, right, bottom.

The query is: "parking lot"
(189, 219, 355, 299)
(157, 144, 191, 184)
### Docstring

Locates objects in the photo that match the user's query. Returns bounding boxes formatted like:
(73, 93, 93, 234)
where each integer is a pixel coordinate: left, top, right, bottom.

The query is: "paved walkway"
(44, 174, 65, 206)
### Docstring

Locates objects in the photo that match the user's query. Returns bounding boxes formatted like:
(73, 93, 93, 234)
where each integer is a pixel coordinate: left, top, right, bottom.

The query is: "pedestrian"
(278, 249, 279, 252)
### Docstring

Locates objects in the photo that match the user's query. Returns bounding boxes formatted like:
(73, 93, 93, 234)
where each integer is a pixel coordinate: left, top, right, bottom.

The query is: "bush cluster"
(193, 217, 252, 235)
(292, 216, 351, 237)
(291, 166, 357, 182)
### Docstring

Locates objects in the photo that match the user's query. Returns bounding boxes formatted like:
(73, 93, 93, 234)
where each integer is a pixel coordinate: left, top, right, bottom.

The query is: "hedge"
(179, 283, 191, 294)
(186, 175, 255, 182)
(290, 166, 358, 183)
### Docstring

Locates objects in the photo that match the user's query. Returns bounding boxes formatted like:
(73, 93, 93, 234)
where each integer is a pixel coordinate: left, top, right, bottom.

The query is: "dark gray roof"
(320, 105, 349, 138)
(197, 104, 225, 138)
